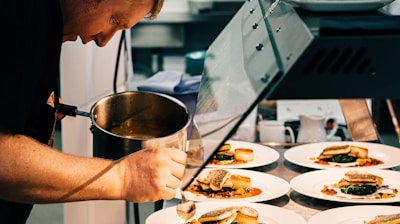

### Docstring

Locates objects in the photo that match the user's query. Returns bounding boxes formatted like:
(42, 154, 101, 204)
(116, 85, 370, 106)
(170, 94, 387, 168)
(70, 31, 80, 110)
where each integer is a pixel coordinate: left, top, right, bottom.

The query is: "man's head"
(60, 0, 164, 46)
(147, 0, 164, 20)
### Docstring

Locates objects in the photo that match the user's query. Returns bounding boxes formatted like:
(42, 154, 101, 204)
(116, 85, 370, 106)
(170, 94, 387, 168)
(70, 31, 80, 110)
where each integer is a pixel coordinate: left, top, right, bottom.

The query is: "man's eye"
(111, 17, 119, 25)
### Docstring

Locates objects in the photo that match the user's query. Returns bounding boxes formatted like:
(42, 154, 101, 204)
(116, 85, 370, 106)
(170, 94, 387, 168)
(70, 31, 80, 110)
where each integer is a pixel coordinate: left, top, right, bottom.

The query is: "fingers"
(165, 173, 182, 190)
(124, 147, 187, 202)
(158, 147, 186, 181)
(162, 188, 178, 200)
(172, 155, 186, 181)
(154, 148, 186, 199)
(168, 148, 187, 165)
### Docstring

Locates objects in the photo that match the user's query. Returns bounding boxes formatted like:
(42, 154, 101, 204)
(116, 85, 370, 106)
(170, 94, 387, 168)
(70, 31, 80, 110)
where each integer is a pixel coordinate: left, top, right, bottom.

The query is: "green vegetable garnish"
(340, 184, 378, 195)
(215, 153, 234, 161)
(330, 154, 357, 163)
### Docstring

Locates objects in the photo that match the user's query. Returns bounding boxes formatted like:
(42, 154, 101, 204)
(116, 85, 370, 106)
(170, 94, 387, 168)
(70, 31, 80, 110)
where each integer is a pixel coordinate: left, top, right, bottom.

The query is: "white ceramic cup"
(259, 120, 295, 143)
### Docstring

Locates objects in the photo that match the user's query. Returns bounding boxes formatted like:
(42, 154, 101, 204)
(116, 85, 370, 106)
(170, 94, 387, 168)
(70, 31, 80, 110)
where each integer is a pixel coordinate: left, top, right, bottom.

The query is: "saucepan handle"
(57, 104, 90, 118)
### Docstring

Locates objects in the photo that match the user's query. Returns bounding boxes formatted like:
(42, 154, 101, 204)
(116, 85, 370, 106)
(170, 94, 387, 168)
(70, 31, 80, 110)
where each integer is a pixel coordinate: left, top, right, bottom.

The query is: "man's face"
(62, 0, 152, 47)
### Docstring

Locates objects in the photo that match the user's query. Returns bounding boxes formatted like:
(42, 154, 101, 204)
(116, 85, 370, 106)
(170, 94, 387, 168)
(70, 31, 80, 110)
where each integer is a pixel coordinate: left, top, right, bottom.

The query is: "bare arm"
(0, 132, 186, 204)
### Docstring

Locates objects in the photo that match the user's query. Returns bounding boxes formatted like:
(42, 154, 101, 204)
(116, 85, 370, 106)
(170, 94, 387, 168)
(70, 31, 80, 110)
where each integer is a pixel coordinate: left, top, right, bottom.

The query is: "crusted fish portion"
(364, 213, 400, 224)
(208, 169, 231, 191)
(198, 206, 240, 223)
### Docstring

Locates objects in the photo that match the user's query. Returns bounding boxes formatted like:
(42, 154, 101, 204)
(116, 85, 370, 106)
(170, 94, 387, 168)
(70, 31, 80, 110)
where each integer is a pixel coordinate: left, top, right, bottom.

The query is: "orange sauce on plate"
(187, 186, 262, 199)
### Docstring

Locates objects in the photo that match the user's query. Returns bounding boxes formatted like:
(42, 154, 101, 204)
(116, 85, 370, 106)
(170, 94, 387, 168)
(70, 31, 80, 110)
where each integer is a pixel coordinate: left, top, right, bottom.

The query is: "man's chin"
(62, 35, 78, 43)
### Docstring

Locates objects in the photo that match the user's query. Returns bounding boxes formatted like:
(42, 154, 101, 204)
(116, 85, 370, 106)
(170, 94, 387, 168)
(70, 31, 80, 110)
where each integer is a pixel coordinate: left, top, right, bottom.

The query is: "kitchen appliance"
(182, 0, 400, 189)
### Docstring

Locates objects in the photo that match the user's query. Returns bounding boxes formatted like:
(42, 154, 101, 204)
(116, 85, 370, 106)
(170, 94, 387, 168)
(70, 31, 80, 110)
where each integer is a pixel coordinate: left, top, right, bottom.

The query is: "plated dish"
(290, 168, 400, 203)
(308, 205, 400, 224)
(206, 140, 279, 169)
(146, 202, 307, 224)
(284, 141, 400, 169)
(284, 0, 394, 12)
(183, 168, 290, 202)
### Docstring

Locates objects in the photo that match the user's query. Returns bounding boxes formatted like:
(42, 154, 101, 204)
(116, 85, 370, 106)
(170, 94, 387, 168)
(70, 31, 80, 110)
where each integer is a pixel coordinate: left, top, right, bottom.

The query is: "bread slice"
(235, 206, 259, 224)
(344, 170, 383, 184)
(197, 182, 211, 191)
(234, 148, 254, 162)
(364, 213, 400, 224)
(321, 145, 351, 155)
(336, 178, 381, 188)
(196, 172, 211, 185)
(219, 143, 232, 152)
(215, 213, 237, 224)
(336, 170, 383, 188)
(318, 145, 351, 160)
(197, 206, 239, 223)
(221, 178, 233, 188)
(349, 145, 368, 159)
(215, 151, 235, 164)
(318, 144, 369, 161)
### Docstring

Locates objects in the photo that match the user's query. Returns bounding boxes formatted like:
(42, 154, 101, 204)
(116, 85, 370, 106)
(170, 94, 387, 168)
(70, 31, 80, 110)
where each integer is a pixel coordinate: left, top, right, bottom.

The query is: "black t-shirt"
(0, 0, 62, 139)
(0, 0, 63, 222)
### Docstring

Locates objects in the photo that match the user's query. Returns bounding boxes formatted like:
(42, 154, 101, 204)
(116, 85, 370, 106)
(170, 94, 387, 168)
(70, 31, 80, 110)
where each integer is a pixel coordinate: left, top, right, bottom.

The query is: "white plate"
(285, 0, 394, 12)
(184, 168, 290, 202)
(290, 168, 400, 204)
(284, 141, 400, 169)
(146, 202, 307, 224)
(207, 140, 279, 168)
(308, 205, 400, 224)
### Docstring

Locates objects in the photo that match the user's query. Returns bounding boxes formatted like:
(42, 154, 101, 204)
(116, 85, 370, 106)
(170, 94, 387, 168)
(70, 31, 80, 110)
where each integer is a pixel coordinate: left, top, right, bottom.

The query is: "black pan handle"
(58, 104, 90, 117)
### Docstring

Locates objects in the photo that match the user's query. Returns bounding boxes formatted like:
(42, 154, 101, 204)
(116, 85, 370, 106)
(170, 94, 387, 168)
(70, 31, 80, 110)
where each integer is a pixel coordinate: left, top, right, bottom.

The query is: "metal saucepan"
(58, 91, 191, 160)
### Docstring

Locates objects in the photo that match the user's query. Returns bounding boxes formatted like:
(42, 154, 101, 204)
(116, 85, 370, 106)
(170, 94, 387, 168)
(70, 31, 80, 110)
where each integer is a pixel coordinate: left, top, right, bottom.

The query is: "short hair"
(147, 0, 164, 20)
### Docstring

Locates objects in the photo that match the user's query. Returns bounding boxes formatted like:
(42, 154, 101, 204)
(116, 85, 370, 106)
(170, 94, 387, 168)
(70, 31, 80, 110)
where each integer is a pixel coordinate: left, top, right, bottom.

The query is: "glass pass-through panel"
(182, 0, 284, 189)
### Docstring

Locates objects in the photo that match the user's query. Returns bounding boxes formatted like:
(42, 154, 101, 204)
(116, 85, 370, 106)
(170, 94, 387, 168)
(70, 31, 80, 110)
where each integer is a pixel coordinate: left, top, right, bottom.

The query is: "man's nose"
(96, 30, 119, 47)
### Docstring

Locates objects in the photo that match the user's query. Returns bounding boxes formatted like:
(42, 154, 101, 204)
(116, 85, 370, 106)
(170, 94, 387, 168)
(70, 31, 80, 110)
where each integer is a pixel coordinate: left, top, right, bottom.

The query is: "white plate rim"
(146, 201, 307, 224)
(183, 168, 290, 202)
(206, 140, 279, 169)
(284, 141, 400, 169)
(290, 168, 400, 204)
(285, 0, 394, 12)
(308, 205, 400, 224)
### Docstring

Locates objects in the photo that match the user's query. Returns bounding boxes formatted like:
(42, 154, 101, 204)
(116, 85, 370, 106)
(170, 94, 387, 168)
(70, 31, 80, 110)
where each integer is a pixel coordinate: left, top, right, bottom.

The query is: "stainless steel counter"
(163, 144, 400, 222)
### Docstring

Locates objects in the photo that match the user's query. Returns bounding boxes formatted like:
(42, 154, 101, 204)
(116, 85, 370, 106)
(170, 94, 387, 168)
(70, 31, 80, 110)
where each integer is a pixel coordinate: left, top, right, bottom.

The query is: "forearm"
(0, 133, 124, 204)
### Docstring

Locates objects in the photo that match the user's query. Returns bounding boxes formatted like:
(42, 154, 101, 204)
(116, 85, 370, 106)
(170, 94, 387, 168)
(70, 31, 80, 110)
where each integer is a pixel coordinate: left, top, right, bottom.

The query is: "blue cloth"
(137, 71, 201, 95)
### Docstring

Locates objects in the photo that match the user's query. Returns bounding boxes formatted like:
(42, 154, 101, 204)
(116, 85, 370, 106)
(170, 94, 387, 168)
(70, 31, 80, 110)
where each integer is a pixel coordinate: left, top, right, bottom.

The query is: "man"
(0, 0, 186, 222)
